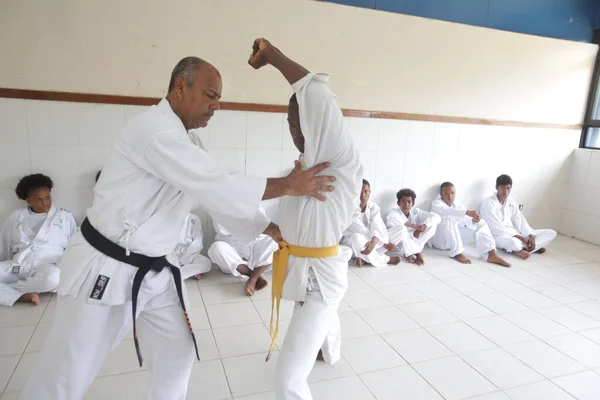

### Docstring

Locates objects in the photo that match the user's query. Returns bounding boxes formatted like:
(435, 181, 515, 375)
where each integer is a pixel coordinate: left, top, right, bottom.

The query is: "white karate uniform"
(0, 206, 75, 306)
(208, 206, 278, 277)
(341, 201, 390, 267)
(430, 197, 496, 259)
(173, 213, 212, 280)
(480, 194, 556, 253)
(275, 73, 362, 400)
(385, 207, 441, 257)
(20, 98, 270, 400)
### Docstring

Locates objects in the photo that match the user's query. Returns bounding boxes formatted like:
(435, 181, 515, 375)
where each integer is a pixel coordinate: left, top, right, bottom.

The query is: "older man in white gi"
(20, 54, 335, 399)
(208, 205, 277, 296)
(430, 181, 511, 267)
(342, 179, 400, 267)
(247, 38, 363, 399)
(480, 174, 556, 260)
(0, 174, 76, 306)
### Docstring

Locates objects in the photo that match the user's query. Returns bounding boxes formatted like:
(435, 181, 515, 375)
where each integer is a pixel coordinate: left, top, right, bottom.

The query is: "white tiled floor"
(2, 235, 600, 399)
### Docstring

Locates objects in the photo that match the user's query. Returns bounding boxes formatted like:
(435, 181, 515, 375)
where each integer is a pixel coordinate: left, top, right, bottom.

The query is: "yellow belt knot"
(266, 240, 339, 361)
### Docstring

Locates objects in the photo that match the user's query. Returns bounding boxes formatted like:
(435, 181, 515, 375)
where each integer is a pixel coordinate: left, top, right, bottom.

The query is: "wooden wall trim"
(0, 87, 582, 130)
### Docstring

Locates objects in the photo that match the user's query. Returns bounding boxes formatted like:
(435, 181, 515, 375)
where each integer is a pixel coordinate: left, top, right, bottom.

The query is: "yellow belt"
(266, 241, 339, 361)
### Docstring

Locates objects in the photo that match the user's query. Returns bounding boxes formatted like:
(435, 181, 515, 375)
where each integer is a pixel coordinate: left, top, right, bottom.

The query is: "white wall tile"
(79, 146, 112, 187)
(52, 186, 87, 223)
(207, 149, 246, 174)
(403, 153, 431, 190)
(375, 153, 404, 186)
(0, 144, 31, 188)
(189, 129, 210, 150)
(569, 149, 591, 185)
(432, 122, 460, 153)
(0, 98, 589, 245)
(246, 149, 282, 177)
(247, 112, 283, 149)
(377, 119, 407, 152)
(406, 121, 435, 153)
(27, 101, 79, 145)
(348, 117, 379, 152)
(359, 152, 378, 183)
(0, 98, 28, 144)
(281, 149, 300, 175)
(208, 110, 247, 149)
(0, 187, 22, 224)
(78, 103, 125, 146)
(429, 153, 458, 187)
(123, 105, 149, 123)
(30, 145, 80, 188)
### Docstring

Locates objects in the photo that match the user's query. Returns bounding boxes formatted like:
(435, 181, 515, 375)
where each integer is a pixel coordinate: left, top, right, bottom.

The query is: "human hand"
(284, 160, 335, 201)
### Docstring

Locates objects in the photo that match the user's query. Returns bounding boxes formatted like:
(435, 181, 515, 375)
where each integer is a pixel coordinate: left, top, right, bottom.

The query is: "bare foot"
(193, 274, 203, 280)
(406, 255, 417, 264)
(245, 277, 258, 296)
(18, 293, 40, 305)
(389, 256, 401, 265)
(415, 253, 425, 266)
(514, 250, 531, 260)
(534, 247, 546, 254)
(316, 349, 325, 362)
(255, 276, 269, 291)
(487, 251, 511, 267)
(453, 254, 471, 264)
(357, 258, 364, 268)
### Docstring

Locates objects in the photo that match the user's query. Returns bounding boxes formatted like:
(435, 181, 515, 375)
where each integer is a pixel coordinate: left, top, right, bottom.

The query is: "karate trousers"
(0, 261, 60, 306)
(208, 236, 277, 277)
(344, 233, 390, 268)
(387, 224, 437, 258)
(430, 218, 496, 259)
(276, 274, 341, 400)
(180, 253, 212, 280)
(494, 229, 557, 253)
(19, 277, 195, 400)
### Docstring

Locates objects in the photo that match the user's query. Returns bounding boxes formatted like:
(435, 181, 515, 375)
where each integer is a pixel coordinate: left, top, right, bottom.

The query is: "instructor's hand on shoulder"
(285, 160, 335, 201)
(248, 38, 276, 69)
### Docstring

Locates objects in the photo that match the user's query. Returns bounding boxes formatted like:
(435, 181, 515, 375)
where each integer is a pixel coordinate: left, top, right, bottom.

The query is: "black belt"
(80, 218, 200, 367)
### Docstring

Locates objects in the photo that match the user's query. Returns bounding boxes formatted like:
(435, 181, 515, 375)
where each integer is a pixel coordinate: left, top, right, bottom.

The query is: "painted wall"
(0, 0, 596, 125)
(324, 0, 600, 42)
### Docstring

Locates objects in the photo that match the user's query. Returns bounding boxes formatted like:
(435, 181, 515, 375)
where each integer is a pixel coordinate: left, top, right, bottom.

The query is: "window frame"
(581, 31, 600, 149)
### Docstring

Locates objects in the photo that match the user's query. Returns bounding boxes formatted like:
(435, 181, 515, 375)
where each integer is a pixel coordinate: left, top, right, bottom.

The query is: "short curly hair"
(15, 174, 54, 200)
(396, 188, 416, 202)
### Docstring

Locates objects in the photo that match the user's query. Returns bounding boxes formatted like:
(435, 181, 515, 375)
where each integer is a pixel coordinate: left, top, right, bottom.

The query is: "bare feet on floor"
(453, 254, 471, 264)
(316, 349, 324, 362)
(406, 255, 417, 264)
(534, 247, 546, 254)
(487, 250, 511, 267)
(415, 253, 425, 266)
(356, 258, 364, 268)
(245, 275, 269, 296)
(18, 293, 40, 305)
(193, 274, 203, 280)
(514, 250, 531, 260)
(389, 256, 401, 265)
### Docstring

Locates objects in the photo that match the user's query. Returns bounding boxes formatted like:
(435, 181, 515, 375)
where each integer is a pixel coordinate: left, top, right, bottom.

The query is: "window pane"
(584, 127, 600, 148)
(592, 74, 600, 119)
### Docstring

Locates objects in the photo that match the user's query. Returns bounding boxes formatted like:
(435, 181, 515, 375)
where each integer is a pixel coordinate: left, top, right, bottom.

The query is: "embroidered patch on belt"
(90, 275, 110, 300)
(11, 265, 20, 274)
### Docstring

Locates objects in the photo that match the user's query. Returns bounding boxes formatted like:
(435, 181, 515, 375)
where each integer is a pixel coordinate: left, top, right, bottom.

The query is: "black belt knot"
(81, 218, 200, 367)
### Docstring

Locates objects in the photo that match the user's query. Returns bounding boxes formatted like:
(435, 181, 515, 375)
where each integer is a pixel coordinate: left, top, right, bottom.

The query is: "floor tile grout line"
(197, 278, 236, 400)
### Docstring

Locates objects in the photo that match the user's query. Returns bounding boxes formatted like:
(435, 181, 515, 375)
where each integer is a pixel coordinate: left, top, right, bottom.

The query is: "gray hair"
(168, 57, 207, 93)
